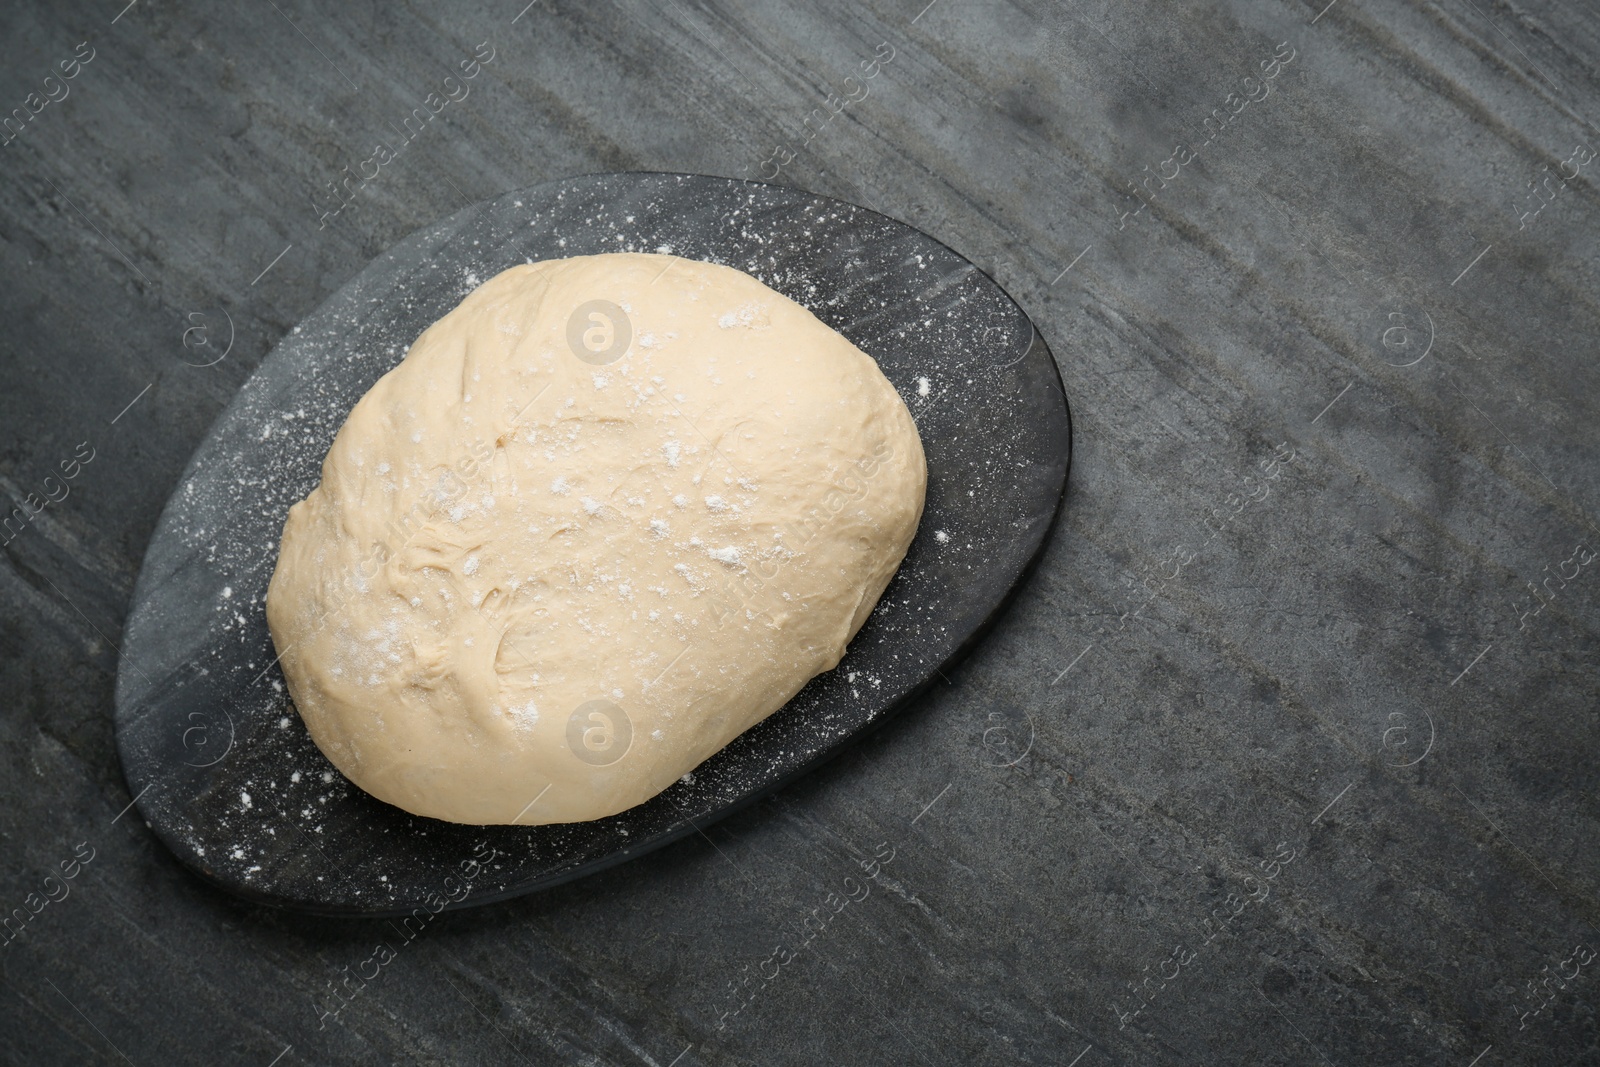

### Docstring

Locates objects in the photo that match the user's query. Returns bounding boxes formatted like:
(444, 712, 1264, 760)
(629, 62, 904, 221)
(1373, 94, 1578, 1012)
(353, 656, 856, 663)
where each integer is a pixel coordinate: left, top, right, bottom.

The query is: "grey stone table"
(1, 0, 1595, 1064)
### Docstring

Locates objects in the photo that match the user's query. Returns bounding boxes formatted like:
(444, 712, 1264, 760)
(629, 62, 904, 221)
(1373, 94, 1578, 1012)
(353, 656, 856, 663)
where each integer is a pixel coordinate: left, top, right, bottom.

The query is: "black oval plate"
(113, 172, 1071, 916)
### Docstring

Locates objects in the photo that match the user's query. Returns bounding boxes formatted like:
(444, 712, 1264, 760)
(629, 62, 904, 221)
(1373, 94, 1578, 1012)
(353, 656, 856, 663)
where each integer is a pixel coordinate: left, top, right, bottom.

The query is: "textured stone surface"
(1, 0, 1596, 1064)
(112, 172, 1068, 915)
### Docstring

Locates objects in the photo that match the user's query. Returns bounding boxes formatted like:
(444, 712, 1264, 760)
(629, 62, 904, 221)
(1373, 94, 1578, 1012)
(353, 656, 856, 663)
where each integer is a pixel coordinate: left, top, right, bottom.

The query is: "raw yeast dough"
(266, 253, 926, 825)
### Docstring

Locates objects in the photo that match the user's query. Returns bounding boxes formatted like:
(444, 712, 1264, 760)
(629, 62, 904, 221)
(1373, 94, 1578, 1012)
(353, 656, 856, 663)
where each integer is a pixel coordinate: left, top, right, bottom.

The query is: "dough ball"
(266, 253, 926, 825)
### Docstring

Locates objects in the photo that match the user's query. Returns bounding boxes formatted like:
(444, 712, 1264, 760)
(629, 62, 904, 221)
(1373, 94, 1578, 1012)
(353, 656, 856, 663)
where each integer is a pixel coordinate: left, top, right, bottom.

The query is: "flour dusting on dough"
(266, 254, 927, 825)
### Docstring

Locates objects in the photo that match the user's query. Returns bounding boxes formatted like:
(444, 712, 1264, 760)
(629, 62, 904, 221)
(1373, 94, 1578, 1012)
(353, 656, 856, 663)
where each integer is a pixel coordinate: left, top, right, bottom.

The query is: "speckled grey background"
(1, 0, 1597, 1065)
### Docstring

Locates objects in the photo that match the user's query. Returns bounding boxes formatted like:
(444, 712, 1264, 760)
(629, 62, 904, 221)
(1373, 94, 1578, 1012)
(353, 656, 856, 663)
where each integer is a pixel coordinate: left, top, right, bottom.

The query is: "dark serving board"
(113, 172, 1071, 917)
